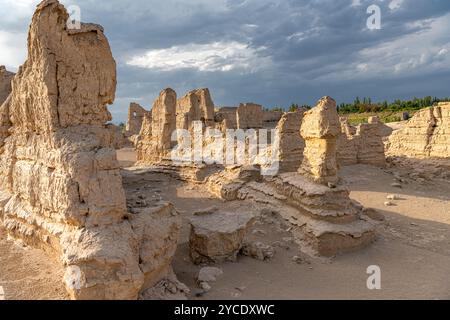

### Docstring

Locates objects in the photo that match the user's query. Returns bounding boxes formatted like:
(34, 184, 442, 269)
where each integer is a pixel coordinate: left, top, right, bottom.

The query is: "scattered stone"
(141, 270, 190, 300)
(292, 255, 310, 265)
(242, 241, 275, 261)
(272, 241, 290, 250)
(199, 282, 211, 292)
(235, 286, 247, 292)
(391, 183, 403, 188)
(387, 194, 401, 200)
(197, 267, 223, 283)
(384, 201, 395, 207)
(252, 229, 267, 236)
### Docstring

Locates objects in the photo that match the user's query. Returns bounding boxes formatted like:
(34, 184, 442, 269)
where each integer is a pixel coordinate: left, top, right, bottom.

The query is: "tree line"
(338, 96, 450, 114)
(271, 96, 450, 114)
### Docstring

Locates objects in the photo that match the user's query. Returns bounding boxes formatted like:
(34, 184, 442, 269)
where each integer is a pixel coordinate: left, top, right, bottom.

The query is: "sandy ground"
(0, 148, 449, 300)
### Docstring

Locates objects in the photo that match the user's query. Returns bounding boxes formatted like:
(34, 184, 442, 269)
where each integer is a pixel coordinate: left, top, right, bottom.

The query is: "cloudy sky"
(1, 0, 450, 123)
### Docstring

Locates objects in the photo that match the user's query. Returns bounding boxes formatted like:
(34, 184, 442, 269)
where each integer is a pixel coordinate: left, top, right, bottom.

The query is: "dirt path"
(0, 228, 68, 300)
(0, 150, 449, 300)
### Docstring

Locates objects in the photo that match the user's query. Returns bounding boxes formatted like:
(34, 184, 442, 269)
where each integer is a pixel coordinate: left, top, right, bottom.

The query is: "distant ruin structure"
(126, 102, 149, 136)
(387, 103, 450, 158)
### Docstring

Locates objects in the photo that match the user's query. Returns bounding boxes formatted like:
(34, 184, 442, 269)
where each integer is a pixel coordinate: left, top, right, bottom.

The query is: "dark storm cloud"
(1, 0, 450, 123)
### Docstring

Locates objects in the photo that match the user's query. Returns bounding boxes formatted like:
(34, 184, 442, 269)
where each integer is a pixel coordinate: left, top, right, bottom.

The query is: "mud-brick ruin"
(137, 88, 177, 164)
(126, 102, 150, 137)
(387, 103, 450, 158)
(337, 116, 386, 167)
(0, 0, 184, 300)
(135, 94, 376, 258)
(275, 110, 306, 173)
(177, 88, 215, 129)
(3, 0, 449, 302)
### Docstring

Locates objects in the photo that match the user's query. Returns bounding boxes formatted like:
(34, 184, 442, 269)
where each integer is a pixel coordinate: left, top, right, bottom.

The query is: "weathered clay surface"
(337, 118, 359, 166)
(136, 88, 177, 163)
(206, 165, 261, 200)
(106, 123, 126, 149)
(0, 0, 181, 300)
(262, 110, 283, 123)
(189, 211, 255, 264)
(177, 88, 215, 130)
(299, 97, 340, 184)
(0, 66, 14, 106)
(207, 97, 377, 257)
(337, 116, 386, 167)
(215, 106, 238, 130)
(387, 103, 450, 158)
(236, 173, 376, 257)
(275, 110, 306, 172)
(126, 102, 150, 137)
(237, 103, 263, 129)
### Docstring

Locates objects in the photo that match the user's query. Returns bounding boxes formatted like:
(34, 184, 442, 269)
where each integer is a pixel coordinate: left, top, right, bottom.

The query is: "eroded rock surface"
(177, 88, 215, 130)
(387, 103, 450, 158)
(137, 88, 177, 163)
(189, 211, 255, 264)
(237, 103, 263, 129)
(275, 110, 306, 172)
(0, 0, 181, 300)
(299, 97, 340, 184)
(337, 116, 386, 167)
(0, 66, 14, 105)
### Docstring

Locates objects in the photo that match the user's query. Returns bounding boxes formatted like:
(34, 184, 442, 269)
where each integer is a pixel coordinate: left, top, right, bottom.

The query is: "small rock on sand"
(197, 267, 223, 283)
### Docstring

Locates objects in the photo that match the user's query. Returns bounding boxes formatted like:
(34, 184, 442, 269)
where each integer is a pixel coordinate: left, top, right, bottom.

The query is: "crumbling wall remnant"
(137, 88, 177, 163)
(237, 103, 263, 129)
(177, 88, 215, 130)
(126, 102, 149, 136)
(299, 97, 340, 184)
(275, 110, 306, 173)
(0, 66, 14, 105)
(337, 116, 386, 167)
(387, 103, 450, 158)
(0, 0, 181, 300)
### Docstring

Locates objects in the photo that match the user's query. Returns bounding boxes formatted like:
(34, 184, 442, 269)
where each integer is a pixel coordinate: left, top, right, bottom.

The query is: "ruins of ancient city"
(0, 0, 449, 303)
